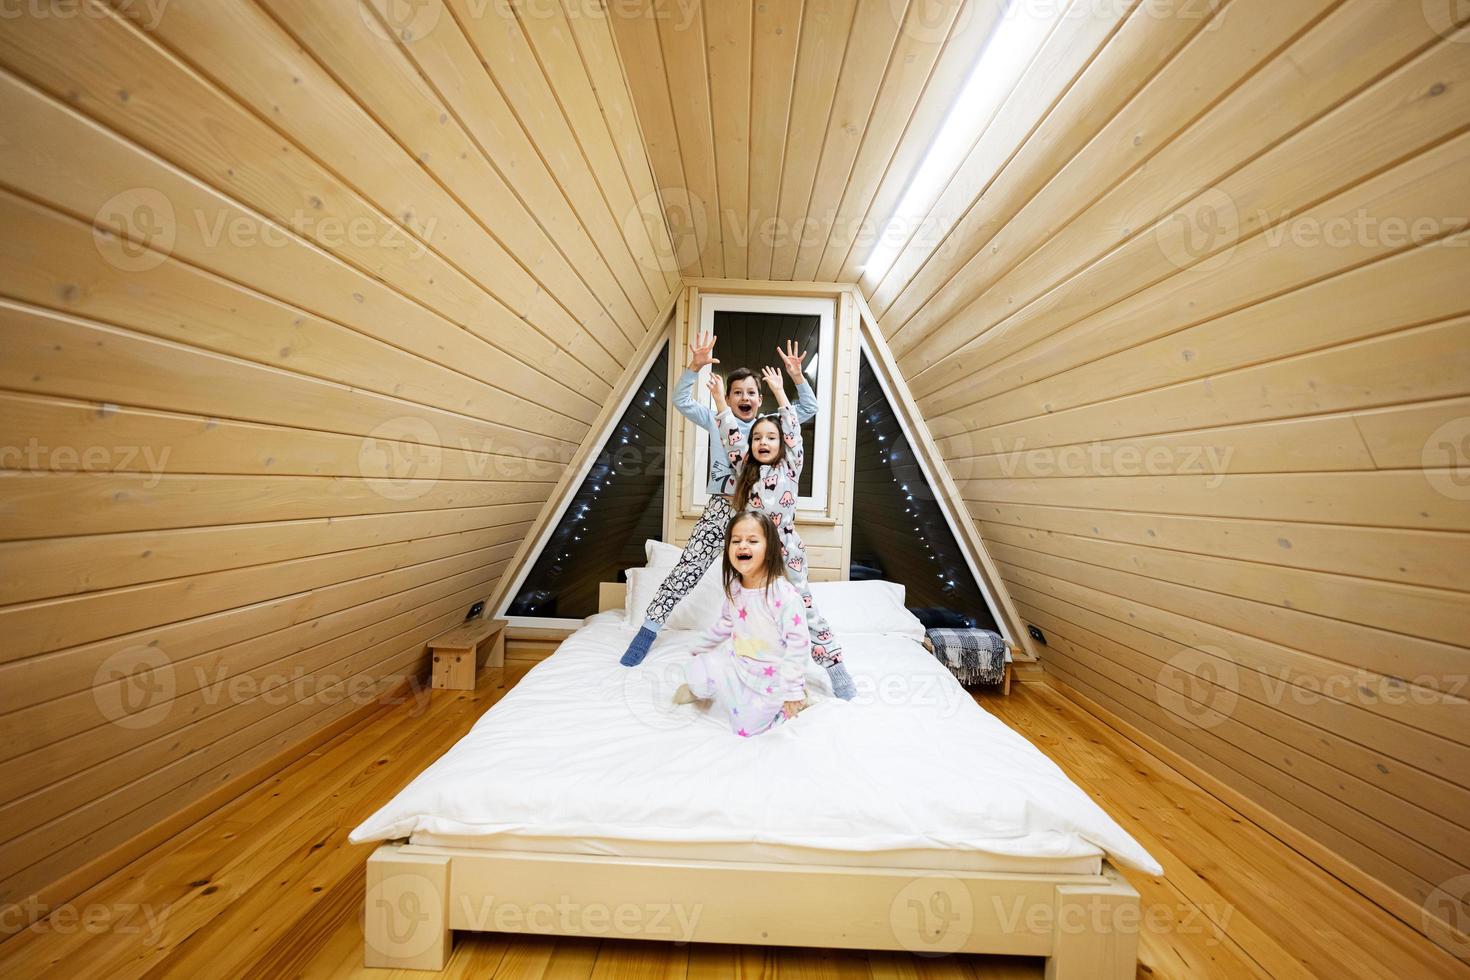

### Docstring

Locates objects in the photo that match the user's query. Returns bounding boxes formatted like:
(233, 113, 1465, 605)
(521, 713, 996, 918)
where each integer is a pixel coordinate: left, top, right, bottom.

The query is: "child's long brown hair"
(723, 511, 787, 601)
(730, 416, 786, 513)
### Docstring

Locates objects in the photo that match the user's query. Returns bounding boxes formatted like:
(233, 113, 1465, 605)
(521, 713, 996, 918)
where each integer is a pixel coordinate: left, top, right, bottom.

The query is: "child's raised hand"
(777, 340, 809, 384)
(782, 699, 806, 720)
(688, 331, 719, 371)
(760, 365, 784, 395)
(706, 374, 728, 411)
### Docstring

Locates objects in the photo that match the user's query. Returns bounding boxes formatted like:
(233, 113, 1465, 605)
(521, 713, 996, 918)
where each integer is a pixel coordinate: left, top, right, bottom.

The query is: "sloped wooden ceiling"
(3, 0, 1466, 956)
(0, 0, 676, 913)
(611, 0, 1005, 280)
(861, 0, 1470, 951)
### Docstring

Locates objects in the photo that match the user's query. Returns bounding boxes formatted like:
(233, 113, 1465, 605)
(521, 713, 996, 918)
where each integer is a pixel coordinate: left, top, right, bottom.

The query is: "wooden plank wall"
(863, 0, 1470, 947)
(0, 0, 677, 919)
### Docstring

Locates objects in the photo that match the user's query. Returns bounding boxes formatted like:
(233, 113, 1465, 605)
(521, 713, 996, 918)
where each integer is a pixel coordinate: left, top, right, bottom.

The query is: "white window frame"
(689, 293, 836, 514)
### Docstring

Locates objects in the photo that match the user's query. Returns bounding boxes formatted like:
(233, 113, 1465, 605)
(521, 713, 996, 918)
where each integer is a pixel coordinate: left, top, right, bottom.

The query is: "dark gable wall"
(511, 346, 670, 620)
(850, 354, 995, 629)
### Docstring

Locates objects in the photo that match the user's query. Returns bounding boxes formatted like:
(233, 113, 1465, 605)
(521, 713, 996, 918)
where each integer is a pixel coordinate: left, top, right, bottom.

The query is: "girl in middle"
(709, 366, 853, 698)
(674, 510, 810, 738)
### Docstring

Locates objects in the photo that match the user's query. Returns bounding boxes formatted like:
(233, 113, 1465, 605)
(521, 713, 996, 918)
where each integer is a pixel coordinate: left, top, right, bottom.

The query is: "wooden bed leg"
(364, 844, 452, 971)
(1003, 662, 1012, 696)
(1043, 866, 1140, 980)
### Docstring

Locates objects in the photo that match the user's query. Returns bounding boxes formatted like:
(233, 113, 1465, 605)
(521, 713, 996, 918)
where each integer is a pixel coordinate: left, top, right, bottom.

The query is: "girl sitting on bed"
(707, 366, 849, 691)
(674, 511, 809, 736)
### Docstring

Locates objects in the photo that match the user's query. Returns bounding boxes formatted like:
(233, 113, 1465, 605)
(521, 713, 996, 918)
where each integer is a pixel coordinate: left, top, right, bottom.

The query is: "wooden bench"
(921, 634, 1015, 696)
(428, 617, 508, 691)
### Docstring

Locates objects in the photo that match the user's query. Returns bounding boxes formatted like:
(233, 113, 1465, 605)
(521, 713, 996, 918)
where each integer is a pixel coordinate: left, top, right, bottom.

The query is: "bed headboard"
(598, 582, 626, 614)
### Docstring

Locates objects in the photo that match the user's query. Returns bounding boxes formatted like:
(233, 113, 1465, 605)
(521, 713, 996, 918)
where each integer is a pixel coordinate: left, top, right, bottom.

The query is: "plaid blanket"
(924, 628, 1008, 686)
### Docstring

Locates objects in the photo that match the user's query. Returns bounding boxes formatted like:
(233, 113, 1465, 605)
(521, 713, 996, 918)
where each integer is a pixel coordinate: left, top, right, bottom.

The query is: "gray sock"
(827, 662, 856, 701)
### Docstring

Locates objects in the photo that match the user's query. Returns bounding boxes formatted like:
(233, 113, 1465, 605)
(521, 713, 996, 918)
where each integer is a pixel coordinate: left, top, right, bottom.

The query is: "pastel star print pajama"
(684, 577, 810, 737)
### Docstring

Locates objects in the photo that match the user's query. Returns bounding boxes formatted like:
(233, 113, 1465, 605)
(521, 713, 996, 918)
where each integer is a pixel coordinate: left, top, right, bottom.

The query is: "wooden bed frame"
(362, 586, 1142, 976)
(364, 844, 1140, 976)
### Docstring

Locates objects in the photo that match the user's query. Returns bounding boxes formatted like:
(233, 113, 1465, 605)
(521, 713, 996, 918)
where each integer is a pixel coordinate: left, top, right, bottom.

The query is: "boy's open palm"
(777, 340, 809, 383)
(689, 331, 719, 370)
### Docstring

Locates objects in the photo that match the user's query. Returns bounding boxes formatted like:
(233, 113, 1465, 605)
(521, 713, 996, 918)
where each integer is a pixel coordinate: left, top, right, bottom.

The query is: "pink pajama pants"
(684, 650, 786, 739)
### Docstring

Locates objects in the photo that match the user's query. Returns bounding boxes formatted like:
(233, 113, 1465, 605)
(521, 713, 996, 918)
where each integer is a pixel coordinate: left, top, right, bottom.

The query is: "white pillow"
(809, 580, 925, 639)
(640, 538, 729, 629)
(623, 567, 657, 625)
(645, 539, 681, 569)
(620, 541, 680, 624)
(622, 547, 729, 632)
(665, 559, 729, 631)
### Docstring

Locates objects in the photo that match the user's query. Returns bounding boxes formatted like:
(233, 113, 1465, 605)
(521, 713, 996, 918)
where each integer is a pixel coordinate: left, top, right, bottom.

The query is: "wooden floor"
(1, 661, 1464, 980)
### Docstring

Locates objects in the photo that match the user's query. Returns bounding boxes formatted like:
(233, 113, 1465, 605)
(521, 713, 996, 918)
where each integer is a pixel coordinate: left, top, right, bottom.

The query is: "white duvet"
(350, 614, 1162, 876)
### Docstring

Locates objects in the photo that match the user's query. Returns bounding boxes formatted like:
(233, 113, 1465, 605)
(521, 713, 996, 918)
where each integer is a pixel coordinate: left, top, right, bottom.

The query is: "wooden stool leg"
(476, 628, 506, 689)
(432, 649, 475, 690)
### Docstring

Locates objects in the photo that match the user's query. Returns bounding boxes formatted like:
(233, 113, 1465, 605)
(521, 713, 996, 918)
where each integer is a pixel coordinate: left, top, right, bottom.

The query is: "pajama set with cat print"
(715, 404, 844, 668)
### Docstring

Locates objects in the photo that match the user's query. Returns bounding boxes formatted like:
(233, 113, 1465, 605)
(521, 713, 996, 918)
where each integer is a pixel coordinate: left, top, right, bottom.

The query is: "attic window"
(688, 293, 837, 513)
(850, 351, 998, 632)
(861, 0, 1055, 283)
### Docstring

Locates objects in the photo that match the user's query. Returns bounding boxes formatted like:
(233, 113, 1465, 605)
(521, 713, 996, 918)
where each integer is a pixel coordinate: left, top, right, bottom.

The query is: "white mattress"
(407, 832, 1101, 875)
(351, 612, 1162, 878)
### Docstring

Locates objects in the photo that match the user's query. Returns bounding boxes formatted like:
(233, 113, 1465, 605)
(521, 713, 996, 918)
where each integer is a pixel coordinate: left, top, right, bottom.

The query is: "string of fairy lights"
(857, 353, 985, 621)
(511, 347, 670, 617)
(871, 414, 957, 592)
